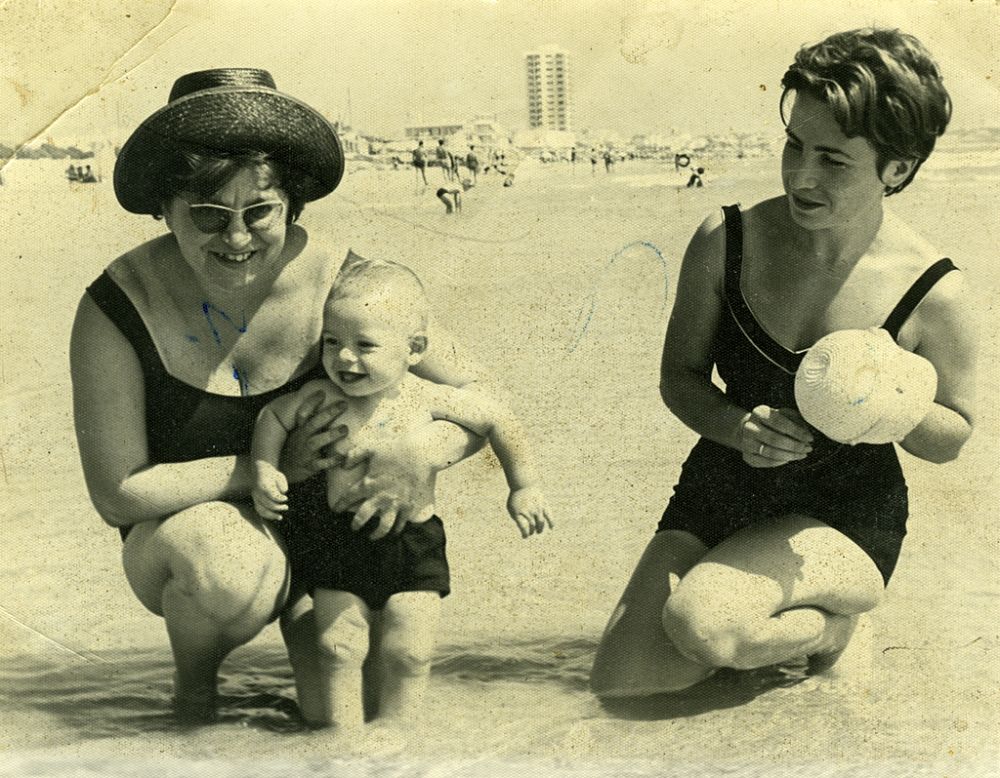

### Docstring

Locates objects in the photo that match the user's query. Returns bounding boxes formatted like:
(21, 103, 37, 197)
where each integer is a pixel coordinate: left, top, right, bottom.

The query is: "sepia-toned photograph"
(1, 1, 996, 775)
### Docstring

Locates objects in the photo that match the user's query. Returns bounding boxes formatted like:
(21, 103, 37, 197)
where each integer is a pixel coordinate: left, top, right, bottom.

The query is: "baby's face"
(321, 297, 420, 398)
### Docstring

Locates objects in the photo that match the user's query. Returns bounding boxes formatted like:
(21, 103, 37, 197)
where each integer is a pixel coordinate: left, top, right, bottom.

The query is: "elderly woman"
(591, 29, 978, 697)
(70, 70, 481, 722)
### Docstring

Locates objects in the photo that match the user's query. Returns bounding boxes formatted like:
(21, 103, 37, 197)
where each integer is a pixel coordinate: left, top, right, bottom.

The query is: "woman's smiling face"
(163, 164, 290, 292)
(781, 91, 889, 231)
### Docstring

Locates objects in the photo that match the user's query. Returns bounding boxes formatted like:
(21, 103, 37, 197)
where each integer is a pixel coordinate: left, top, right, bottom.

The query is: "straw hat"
(794, 328, 937, 445)
(114, 68, 344, 214)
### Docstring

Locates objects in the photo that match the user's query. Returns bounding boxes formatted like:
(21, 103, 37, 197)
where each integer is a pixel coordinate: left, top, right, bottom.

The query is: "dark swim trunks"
(276, 474, 451, 610)
(656, 205, 957, 585)
(86, 271, 327, 541)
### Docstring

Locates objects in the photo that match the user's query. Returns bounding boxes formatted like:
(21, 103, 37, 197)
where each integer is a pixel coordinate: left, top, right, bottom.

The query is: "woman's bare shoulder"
(281, 225, 348, 290)
(741, 196, 792, 237)
(103, 235, 177, 308)
(879, 208, 945, 268)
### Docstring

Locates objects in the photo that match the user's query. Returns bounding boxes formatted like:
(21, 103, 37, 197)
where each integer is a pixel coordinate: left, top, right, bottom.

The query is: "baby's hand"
(252, 462, 289, 521)
(506, 486, 554, 538)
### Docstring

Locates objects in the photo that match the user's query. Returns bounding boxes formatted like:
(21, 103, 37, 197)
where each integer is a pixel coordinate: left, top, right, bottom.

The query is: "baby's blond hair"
(328, 252, 429, 332)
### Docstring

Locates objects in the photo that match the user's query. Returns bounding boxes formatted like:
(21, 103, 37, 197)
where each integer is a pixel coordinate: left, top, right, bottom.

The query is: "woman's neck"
(795, 205, 885, 273)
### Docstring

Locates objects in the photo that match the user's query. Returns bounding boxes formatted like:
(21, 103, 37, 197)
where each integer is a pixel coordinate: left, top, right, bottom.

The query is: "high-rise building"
(525, 45, 571, 131)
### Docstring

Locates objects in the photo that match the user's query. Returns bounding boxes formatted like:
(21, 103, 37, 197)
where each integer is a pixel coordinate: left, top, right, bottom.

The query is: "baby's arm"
(251, 382, 332, 520)
(426, 384, 553, 537)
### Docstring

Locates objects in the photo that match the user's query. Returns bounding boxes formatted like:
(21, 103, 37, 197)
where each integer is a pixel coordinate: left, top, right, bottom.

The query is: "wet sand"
(0, 151, 997, 776)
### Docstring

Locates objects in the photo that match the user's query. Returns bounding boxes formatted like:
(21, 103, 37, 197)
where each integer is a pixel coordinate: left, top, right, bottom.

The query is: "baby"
(251, 256, 552, 731)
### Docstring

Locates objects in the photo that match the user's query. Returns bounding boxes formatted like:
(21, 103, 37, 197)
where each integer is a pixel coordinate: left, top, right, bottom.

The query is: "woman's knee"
(128, 502, 287, 623)
(661, 591, 745, 669)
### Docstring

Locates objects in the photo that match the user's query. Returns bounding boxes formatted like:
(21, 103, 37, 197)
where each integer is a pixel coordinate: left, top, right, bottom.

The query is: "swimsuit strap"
(720, 204, 802, 373)
(881, 258, 958, 340)
(721, 203, 744, 297)
(86, 270, 166, 377)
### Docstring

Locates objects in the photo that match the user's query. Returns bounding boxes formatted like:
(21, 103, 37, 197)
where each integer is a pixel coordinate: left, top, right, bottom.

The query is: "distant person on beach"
(591, 29, 978, 699)
(435, 139, 451, 181)
(71, 68, 487, 727)
(465, 146, 479, 183)
(81, 164, 97, 183)
(412, 140, 428, 185)
(250, 257, 552, 730)
(603, 150, 615, 173)
(686, 167, 704, 188)
(590, 150, 597, 175)
(436, 179, 473, 213)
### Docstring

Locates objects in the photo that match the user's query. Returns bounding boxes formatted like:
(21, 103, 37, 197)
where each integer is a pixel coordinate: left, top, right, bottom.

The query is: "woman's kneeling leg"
(590, 530, 714, 698)
(663, 514, 883, 672)
(122, 501, 290, 717)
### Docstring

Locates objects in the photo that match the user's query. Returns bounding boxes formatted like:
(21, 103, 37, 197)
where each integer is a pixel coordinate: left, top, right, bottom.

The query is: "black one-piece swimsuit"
(656, 205, 957, 584)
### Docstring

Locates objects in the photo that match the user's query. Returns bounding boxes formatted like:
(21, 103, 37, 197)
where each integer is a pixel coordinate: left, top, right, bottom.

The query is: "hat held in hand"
(114, 68, 344, 214)
(794, 328, 937, 445)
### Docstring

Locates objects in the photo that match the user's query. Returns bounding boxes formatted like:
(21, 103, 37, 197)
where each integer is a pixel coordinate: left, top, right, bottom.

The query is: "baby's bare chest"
(333, 398, 435, 454)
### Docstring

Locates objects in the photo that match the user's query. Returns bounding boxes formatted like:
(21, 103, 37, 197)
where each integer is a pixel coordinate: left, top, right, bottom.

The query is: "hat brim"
(114, 86, 344, 214)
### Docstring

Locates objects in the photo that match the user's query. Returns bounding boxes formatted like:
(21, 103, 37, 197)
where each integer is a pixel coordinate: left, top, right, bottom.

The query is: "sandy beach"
(0, 145, 997, 776)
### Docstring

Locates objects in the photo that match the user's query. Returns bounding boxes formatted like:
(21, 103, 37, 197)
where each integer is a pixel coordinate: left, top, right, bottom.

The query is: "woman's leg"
(312, 589, 372, 729)
(590, 530, 713, 698)
(369, 591, 442, 722)
(121, 501, 291, 720)
(663, 514, 884, 672)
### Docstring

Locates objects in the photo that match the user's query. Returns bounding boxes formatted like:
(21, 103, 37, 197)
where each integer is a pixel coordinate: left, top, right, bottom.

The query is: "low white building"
(403, 118, 511, 155)
(512, 127, 577, 150)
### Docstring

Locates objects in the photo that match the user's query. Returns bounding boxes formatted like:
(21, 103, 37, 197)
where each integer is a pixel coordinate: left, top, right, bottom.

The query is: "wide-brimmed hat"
(114, 68, 344, 214)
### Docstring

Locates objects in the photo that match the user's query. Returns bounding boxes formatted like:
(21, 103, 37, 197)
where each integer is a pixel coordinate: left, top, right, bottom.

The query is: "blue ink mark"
(201, 302, 247, 346)
(232, 365, 250, 397)
(567, 240, 670, 353)
(186, 334, 200, 343)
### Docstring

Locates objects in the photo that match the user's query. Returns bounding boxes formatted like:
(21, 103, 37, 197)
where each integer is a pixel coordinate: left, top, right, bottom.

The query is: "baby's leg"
(370, 591, 442, 721)
(312, 589, 373, 729)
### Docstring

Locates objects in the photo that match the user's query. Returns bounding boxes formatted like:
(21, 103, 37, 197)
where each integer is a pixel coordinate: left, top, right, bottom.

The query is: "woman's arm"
(406, 317, 489, 467)
(660, 212, 812, 466)
(70, 294, 251, 527)
(899, 271, 978, 463)
(659, 212, 743, 443)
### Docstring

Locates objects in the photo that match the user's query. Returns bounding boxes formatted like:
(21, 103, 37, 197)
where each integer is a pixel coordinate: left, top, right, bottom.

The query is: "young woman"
(591, 29, 978, 697)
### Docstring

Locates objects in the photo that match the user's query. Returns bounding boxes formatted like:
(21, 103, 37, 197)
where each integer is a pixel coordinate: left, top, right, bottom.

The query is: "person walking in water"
(412, 140, 428, 186)
(465, 145, 479, 184)
(435, 139, 451, 182)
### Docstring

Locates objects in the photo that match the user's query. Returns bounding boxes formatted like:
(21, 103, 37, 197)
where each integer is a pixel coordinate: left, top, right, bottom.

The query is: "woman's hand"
(332, 425, 440, 541)
(739, 405, 814, 468)
(278, 392, 348, 484)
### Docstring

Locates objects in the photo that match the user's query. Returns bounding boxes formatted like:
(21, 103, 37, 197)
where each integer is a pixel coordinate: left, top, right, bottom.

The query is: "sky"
(1, 0, 997, 148)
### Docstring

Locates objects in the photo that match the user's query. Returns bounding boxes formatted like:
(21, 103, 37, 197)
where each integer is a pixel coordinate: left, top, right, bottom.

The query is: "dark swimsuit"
(86, 271, 452, 608)
(656, 205, 957, 584)
(85, 271, 327, 540)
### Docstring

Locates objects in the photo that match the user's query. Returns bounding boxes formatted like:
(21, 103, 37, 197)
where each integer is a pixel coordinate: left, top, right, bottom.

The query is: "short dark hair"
(781, 28, 951, 195)
(150, 149, 309, 221)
